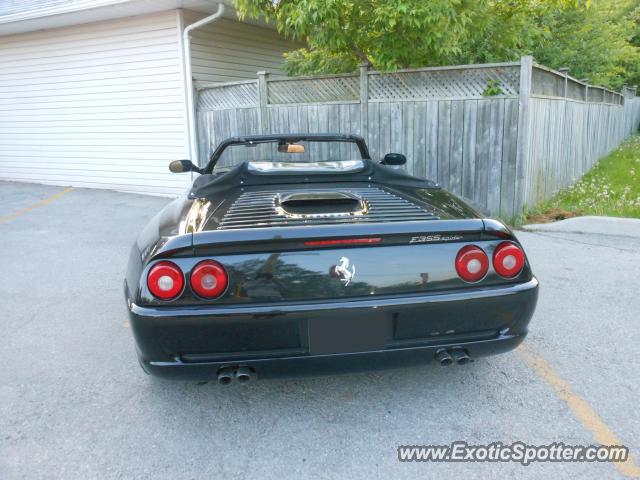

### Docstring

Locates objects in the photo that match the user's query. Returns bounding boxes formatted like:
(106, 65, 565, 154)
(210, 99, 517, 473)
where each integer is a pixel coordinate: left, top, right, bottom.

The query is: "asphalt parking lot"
(1, 180, 639, 480)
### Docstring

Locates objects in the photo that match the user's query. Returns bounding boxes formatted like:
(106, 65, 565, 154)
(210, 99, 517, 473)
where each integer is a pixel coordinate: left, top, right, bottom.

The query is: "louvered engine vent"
(217, 187, 437, 229)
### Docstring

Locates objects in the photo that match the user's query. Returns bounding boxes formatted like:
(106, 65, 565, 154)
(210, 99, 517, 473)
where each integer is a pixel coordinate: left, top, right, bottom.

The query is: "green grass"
(525, 134, 640, 223)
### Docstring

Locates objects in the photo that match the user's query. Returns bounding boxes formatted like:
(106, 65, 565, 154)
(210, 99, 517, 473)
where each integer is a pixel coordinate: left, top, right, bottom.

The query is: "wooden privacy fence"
(196, 56, 640, 219)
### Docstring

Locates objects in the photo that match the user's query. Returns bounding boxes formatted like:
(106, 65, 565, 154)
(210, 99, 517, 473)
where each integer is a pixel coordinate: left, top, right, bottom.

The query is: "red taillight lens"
(147, 261, 184, 300)
(455, 245, 489, 282)
(493, 242, 525, 278)
(190, 260, 228, 299)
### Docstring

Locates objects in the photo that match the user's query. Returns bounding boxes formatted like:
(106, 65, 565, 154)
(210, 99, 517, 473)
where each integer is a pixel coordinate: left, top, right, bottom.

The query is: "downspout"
(182, 3, 225, 168)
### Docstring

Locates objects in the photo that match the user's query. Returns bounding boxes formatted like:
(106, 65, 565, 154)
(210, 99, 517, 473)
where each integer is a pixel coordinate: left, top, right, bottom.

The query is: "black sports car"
(124, 134, 538, 384)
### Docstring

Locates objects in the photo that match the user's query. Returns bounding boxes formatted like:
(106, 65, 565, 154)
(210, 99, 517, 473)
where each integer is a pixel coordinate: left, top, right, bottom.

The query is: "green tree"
(621, 1, 640, 88)
(236, 0, 480, 74)
(235, 0, 640, 89)
(531, 0, 640, 90)
(453, 0, 549, 65)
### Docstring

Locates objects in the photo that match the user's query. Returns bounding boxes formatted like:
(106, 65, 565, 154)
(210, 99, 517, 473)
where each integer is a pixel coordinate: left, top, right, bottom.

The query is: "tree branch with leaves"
(235, 0, 640, 89)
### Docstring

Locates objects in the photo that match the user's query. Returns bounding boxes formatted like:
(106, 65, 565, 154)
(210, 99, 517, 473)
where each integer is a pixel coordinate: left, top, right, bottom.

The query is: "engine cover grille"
(217, 187, 437, 230)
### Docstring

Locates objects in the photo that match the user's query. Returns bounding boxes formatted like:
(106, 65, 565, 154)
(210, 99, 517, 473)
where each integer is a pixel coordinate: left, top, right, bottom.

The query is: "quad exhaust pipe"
(235, 366, 256, 384)
(450, 349, 471, 365)
(435, 349, 453, 366)
(435, 348, 472, 366)
(216, 366, 257, 385)
(216, 367, 234, 385)
(217, 350, 468, 382)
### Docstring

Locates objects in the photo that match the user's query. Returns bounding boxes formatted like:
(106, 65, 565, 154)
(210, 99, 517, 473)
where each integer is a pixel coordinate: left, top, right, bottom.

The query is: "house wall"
(0, 10, 192, 195)
(185, 11, 292, 86)
(0, 8, 294, 195)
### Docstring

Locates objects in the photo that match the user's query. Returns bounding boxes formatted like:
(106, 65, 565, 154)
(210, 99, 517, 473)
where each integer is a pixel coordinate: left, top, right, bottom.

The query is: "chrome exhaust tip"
(435, 349, 453, 366)
(235, 366, 256, 384)
(450, 349, 471, 365)
(216, 367, 234, 386)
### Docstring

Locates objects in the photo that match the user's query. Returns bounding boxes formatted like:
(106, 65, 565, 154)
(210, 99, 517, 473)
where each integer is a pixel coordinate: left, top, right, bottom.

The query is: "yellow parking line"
(519, 343, 640, 478)
(0, 187, 73, 224)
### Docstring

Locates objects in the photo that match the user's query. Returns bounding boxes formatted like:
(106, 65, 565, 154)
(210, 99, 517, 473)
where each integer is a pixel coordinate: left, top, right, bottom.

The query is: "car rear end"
(125, 184, 538, 382)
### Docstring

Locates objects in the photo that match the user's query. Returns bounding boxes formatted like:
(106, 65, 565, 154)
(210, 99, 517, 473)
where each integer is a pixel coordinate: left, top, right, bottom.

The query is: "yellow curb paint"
(519, 343, 640, 478)
(0, 187, 73, 224)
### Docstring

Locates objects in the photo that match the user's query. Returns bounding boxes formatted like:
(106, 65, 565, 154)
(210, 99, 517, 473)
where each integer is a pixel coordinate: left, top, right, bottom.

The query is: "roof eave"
(0, 0, 238, 36)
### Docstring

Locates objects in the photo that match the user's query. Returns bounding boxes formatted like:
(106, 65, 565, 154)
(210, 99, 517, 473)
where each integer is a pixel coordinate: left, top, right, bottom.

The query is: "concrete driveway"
(1, 181, 639, 480)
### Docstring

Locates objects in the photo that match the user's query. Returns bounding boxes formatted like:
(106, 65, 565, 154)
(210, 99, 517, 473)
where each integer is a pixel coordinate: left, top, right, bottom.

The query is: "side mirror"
(382, 153, 407, 166)
(169, 159, 200, 173)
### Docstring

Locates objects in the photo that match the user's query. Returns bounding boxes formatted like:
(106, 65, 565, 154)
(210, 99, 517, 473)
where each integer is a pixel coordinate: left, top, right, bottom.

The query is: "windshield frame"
(203, 134, 371, 174)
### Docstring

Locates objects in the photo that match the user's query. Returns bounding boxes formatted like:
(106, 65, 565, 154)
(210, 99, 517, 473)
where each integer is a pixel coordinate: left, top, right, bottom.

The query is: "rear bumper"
(125, 278, 538, 381)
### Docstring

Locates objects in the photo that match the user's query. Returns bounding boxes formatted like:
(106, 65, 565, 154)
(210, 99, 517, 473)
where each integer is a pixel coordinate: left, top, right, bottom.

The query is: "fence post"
(257, 71, 270, 134)
(359, 64, 369, 141)
(581, 79, 589, 103)
(514, 55, 533, 216)
(559, 67, 569, 98)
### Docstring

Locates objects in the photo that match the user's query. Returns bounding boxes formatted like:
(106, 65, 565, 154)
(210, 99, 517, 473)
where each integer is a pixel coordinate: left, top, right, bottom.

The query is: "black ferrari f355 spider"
(124, 134, 538, 384)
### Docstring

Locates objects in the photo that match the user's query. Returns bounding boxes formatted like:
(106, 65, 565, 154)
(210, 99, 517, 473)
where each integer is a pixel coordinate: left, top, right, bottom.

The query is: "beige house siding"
(0, 10, 191, 194)
(186, 12, 292, 85)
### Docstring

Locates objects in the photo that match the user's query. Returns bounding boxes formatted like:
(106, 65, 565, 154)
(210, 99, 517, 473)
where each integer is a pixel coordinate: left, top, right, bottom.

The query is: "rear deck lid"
(181, 183, 489, 303)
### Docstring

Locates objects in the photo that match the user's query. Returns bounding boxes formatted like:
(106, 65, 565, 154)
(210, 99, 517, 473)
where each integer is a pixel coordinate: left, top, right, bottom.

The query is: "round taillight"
(455, 245, 489, 282)
(147, 261, 184, 300)
(493, 242, 525, 278)
(190, 260, 228, 299)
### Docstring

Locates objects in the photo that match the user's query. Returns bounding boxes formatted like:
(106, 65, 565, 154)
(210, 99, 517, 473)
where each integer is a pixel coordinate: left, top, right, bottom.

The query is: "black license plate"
(308, 314, 390, 355)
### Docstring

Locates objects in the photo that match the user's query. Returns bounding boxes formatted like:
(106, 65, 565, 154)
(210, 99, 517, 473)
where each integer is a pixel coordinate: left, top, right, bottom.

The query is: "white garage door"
(0, 10, 191, 195)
